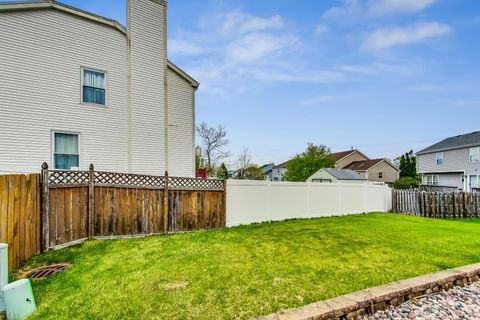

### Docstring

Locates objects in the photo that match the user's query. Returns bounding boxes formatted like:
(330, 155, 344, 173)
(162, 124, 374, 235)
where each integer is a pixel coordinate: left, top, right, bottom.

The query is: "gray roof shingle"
(323, 168, 366, 180)
(417, 131, 480, 155)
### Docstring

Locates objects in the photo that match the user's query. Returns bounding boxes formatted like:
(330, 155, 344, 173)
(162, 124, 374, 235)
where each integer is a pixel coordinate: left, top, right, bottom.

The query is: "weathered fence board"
(393, 189, 480, 219)
(0, 174, 41, 271)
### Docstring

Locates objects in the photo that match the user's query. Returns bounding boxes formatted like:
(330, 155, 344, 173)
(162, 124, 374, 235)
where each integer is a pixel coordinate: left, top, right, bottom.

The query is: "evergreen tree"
(216, 163, 228, 179)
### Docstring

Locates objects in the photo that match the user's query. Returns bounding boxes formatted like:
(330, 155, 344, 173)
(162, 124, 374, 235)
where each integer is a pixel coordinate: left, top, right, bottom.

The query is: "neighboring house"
(331, 149, 369, 169)
(343, 159, 399, 184)
(417, 131, 480, 191)
(271, 161, 289, 181)
(330, 149, 399, 184)
(307, 168, 366, 183)
(260, 163, 274, 181)
(0, 0, 199, 177)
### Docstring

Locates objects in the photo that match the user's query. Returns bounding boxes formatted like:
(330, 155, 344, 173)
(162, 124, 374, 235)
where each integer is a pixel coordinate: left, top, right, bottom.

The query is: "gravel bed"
(363, 282, 480, 320)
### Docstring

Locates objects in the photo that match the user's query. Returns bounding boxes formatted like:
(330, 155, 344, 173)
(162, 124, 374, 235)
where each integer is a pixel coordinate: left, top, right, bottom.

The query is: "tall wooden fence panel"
(0, 174, 41, 271)
(42, 164, 226, 251)
(393, 189, 480, 219)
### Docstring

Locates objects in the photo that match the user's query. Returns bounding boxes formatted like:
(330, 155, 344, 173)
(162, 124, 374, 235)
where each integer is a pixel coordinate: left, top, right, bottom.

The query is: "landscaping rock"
(362, 281, 480, 320)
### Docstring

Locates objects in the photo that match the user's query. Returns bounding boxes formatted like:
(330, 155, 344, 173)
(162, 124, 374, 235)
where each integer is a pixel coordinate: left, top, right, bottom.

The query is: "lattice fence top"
(94, 171, 165, 188)
(168, 176, 225, 191)
(48, 171, 89, 186)
(46, 169, 224, 190)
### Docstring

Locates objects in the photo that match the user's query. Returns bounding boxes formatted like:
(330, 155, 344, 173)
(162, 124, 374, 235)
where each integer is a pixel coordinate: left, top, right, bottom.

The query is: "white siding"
(0, 9, 128, 173)
(418, 148, 480, 176)
(167, 67, 195, 177)
(128, 0, 167, 175)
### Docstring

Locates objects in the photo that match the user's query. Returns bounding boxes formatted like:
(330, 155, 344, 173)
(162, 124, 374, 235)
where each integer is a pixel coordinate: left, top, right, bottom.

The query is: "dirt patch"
(164, 281, 188, 291)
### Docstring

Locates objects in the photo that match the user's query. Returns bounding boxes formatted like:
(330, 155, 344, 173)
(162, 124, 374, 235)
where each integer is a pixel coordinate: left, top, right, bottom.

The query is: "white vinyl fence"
(226, 180, 392, 226)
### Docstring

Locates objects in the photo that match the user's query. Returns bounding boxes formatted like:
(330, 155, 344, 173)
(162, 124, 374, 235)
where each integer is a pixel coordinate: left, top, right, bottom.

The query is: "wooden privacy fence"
(42, 163, 226, 250)
(0, 174, 41, 271)
(393, 189, 480, 218)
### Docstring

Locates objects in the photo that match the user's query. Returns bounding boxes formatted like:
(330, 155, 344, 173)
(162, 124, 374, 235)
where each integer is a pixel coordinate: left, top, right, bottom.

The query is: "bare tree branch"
(196, 122, 230, 174)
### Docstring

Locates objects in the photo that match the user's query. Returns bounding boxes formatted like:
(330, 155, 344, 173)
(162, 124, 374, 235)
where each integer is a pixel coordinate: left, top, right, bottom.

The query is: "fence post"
(88, 164, 95, 239)
(223, 178, 227, 227)
(463, 192, 468, 218)
(41, 162, 50, 252)
(163, 171, 169, 233)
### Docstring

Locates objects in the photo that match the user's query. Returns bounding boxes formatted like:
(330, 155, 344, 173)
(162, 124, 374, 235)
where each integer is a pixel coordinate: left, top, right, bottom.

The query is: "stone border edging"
(257, 262, 480, 320)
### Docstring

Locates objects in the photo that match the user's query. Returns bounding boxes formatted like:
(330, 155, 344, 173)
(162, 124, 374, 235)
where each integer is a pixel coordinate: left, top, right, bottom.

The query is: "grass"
(13, 213, 480, 320)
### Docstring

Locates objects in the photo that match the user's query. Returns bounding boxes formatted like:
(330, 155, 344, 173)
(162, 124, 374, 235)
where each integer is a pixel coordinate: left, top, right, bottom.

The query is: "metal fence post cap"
(41, 162, 48, 170)
(89, 164, 94, 170)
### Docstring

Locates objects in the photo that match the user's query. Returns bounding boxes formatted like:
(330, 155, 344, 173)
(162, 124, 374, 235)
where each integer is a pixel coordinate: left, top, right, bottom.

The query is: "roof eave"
(0, 1, 127, 35)
(167, 60, 200, 89)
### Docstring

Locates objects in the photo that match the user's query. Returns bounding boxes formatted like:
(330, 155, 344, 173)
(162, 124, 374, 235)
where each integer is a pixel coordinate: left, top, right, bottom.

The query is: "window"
(82, 68, 106, 105)
(312, 179, 332, 183)
(469, 147, 480, 163)
(470, 175, 479, 189)
(378, 172, 383, 179)
(436, 152, 444, 165)
(273, 177, 279, 181)
(426, 175, 439, 186)
(53, 132, 79, 169)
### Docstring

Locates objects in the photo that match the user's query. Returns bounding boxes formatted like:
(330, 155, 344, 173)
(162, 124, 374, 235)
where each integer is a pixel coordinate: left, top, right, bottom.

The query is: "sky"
(17, 0, 480, 166)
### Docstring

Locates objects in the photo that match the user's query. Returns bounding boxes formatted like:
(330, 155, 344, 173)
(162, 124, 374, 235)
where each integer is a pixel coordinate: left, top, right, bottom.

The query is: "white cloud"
(368, 0, 437, 15)
(169, 39, 204, 55)
(221, 11, 283, 35)
(314, 24, 329, 36)
(323, 0, 437, 20)
(363, 22, 452, 50)
(226, 33, 298, 63)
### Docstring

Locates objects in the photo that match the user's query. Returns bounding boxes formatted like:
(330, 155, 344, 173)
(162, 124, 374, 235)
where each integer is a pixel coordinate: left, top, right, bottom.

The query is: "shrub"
(393, 176, 420, 190)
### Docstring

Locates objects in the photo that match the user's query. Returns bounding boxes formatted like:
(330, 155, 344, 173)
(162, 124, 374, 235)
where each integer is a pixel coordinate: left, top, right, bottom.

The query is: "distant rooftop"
(322, 168, 366, 180)
(417, 131, 480, 155)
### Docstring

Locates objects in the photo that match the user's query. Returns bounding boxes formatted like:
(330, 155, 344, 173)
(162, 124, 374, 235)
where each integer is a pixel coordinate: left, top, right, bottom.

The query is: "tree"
(216, 163, 228, 179)
(235, 147, 251, 180)
(242, 165, 266, 180)
(398, 150, 417, 178)
(195, 122, 230, 175)
(283, 143, 335, 182)
(393, 177, 420, 190)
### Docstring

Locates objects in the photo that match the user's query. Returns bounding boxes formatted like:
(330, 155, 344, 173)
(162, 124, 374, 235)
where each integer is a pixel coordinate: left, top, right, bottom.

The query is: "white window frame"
(51, 130, 81, 170)
(436, 152, 444, 165)
(469, 147, 480, 163)
(426, 174, 439, 186)
(80, 67, 108, 106)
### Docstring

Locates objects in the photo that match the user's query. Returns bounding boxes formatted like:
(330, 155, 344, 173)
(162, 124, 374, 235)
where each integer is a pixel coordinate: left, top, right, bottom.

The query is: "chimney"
(126, 0, 168, 174)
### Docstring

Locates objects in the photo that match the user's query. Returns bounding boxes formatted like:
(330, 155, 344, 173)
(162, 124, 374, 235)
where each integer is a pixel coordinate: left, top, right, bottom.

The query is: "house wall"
(366, 161, 399, 184)
(128, 0, 167, 175)
(336, 151, 369, 169)
(417, 148, 480, 176)
(422, 173, 464, 190)
(167, 67, 195, 177)
(271, 167, 288, 181)
(0, 9, 129, 173)
(307, 170, 338, 182)
(226, 180, 392, 226)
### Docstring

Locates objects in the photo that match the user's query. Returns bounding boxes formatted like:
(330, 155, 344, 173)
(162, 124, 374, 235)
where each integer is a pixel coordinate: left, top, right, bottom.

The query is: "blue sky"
(24, 0, 480, 165)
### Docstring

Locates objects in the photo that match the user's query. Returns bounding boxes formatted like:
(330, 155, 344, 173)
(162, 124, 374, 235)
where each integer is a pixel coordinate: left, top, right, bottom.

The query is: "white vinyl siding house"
(417, 131, 480, 191)
(0, 0, 198, 177)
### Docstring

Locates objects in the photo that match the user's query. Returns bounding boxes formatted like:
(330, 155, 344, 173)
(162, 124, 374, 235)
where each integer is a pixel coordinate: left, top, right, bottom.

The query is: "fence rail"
(393, 189, 480, 218)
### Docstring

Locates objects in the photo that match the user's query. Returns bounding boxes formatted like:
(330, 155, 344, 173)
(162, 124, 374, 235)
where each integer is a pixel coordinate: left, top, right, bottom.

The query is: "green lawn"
(14, 213, 480, 320)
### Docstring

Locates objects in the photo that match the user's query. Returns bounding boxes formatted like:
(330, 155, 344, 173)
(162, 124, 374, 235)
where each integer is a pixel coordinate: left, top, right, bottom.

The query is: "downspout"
(126, 0, 133, 172)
